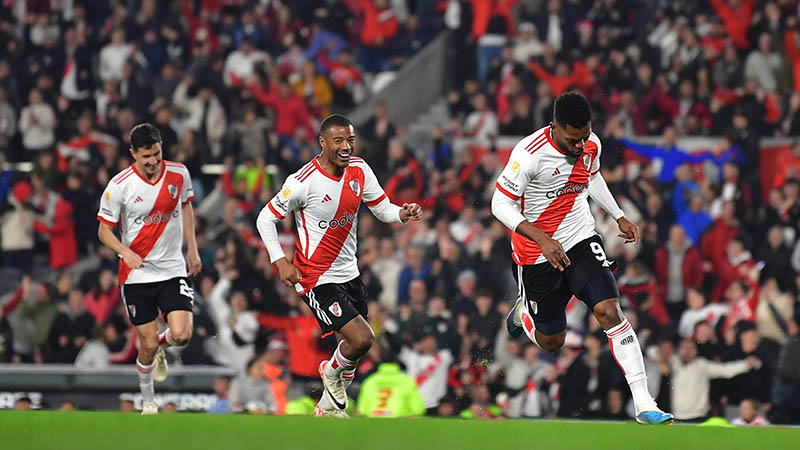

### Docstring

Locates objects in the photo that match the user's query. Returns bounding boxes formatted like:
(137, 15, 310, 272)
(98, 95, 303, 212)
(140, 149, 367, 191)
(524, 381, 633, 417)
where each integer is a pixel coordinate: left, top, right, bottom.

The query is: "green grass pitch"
(1, 411, 798, 450)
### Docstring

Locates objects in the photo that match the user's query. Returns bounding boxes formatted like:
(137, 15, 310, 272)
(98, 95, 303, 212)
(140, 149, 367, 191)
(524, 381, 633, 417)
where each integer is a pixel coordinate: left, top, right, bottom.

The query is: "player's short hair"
(553, 91, 592, 129)
(319, 114, 353, 137)
(129, 123, 162, 151)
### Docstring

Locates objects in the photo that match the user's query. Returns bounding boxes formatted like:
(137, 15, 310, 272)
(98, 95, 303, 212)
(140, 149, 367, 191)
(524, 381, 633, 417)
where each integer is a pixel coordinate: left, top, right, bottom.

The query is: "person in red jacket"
(701, 201, 739, 271)
(46, 198, 78, 270)
(654, 225, 704, 321)
(711, 237, 755, 302)
(529, 59, 593, 97)
(354, 0, 399, 72)
(709, 0, 756, 49)
(258, 303, 331, 380)
(247, 77, 315, 144)
(83, 268, 121, 324)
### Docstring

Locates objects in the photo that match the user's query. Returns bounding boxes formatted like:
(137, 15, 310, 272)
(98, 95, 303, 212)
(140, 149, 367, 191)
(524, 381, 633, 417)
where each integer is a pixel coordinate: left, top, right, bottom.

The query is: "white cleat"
(154, 347, 168, 382)
(141, 402, 158, 415)
(314, 396, 350, 418)
(318, 361, 348, 412)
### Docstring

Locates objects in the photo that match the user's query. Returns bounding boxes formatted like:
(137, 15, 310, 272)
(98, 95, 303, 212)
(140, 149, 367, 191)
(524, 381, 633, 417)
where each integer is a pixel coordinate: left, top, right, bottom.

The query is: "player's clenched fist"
(186, 250, 202, 277)
(537, 235, 571, 272)
(400, 203, 423, 222)
(121, 248, 144, 270)
(276, 258, 302, 287)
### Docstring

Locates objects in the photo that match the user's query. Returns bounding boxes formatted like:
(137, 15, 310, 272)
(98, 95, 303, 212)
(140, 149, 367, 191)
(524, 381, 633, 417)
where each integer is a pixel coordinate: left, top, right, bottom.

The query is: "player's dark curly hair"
(553, 91, 592, 129)
(129, 123, 162, 151)
(319, 114, 353, 136)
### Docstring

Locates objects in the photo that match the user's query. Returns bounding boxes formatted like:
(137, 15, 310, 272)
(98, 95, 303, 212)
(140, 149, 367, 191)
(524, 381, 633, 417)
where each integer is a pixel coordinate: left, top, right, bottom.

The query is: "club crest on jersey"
(329, 302, 342, 317)
(167, 184, 179, 200)
(583, 154, 591, 169)
(349, 178, 361, 197)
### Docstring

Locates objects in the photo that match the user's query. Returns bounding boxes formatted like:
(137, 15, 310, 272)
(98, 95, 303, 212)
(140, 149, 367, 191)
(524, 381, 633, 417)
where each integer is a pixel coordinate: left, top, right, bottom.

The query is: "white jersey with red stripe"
(494, 126, 601, 265)
(266, 156, 386, 294)
(97, 161, 194, 285)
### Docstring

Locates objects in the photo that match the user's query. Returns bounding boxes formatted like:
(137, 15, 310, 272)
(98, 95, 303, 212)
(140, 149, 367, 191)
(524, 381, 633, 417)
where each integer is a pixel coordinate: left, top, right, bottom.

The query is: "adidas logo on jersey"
(134, 196, 144, 203)
(552, 168, 561, 176)
(322, 194, 332, 203)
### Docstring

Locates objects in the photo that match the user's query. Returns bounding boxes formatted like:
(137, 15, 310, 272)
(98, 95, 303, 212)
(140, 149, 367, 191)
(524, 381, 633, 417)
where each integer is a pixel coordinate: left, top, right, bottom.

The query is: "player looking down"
(491, 92, 673, 425)
(98, 123, 201, 415)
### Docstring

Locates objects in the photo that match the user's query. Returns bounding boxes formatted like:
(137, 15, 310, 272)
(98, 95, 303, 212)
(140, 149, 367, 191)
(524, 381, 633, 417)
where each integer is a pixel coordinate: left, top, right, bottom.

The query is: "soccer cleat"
(636, 410, 674, 425)
(314, 399, 349, 418)
(319, 361, 348, 411)
(506, 295, 524, 338)
(141, 403, 158, 415)
(154, 347, 168, 382)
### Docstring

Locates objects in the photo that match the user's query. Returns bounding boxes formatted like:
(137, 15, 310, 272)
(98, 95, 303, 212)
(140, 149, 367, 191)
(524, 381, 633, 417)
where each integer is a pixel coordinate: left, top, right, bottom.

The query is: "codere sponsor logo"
(318, 212, 356, 229)
(545, 181, 588, 199)
(134, 209, 180, 225)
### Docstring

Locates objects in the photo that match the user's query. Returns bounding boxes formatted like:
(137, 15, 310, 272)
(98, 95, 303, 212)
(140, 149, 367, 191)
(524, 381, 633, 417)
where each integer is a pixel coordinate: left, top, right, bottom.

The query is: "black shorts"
(303, 278, 368, 338)
(515, 235, 619, 335)
(120, 277, 194, 326)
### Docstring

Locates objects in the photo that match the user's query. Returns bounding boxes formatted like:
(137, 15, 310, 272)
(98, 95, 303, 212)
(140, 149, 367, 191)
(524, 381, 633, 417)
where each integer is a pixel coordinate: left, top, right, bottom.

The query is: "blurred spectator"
(47, 289, 94, 364)
(744, 33, 781, 93)
(731, 399, 770, 426)
(18, 89, 56, 155)
(654, 225, 704, 321)
(223, 38, 270, 87)
(261, 339, 290, 415)
(229, 355, 277, 414)
(463, 93, 498, 147)
(357, 360, 426, 417)
(258, 302, 331, 380)
(206, 269, 259, 371)
(651, 339, 759, 421)
(82, 269, 120, 325)
(209, 376, 231, 414)
(1, 182, 36, 272)
(398, 332, 454, 412)
(755, 279, 794, 345)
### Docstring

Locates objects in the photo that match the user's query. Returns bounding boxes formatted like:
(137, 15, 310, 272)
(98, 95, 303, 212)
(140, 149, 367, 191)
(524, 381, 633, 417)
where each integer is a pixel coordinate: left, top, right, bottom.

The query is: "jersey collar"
(313, 156, 345, 181)
(131, 161, 166, 186)
(545, 126, 569, 156)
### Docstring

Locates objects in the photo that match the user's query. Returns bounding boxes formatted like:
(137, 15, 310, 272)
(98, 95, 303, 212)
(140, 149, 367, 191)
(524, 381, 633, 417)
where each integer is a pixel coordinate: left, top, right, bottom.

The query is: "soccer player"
(491, 92, 673, 424)
(256, 114, 422, 417)
(97, 124, 201, 415)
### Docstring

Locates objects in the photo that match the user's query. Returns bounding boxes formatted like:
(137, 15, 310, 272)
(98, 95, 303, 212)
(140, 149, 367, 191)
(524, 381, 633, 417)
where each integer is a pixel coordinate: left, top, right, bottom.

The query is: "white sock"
(324, 341, 356, 379)
(605, 319, 656, 413)
(519, 305, 541, 349)
(342, 368, 356, 388)
(136, 359, 156, 405)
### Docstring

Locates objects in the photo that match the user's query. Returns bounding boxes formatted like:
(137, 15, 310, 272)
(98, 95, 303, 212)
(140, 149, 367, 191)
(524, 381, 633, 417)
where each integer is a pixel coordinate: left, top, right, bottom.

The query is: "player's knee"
(593, 301, 622, 328)
(351, 328, 374, 355)
(171, 328, 192, 346)
(140, 336, 159, 355)
(538, 334, 565, 352)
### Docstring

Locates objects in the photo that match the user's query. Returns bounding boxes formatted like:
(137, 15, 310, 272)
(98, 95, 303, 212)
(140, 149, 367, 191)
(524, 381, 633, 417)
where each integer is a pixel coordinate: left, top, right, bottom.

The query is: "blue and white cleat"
(636, 410, 674, 425)
(506, 295, 525, 338)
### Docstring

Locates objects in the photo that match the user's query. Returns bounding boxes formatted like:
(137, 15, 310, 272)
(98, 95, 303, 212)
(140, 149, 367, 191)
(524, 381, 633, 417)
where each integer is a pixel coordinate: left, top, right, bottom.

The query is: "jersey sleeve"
(495, 146, 536, 201)
(97, 182, 121, 227)
(590, 133, 602, 175)
(266, 175, 307, 220)
(360, 162, 387, 206)
(181, 167, 194, 204)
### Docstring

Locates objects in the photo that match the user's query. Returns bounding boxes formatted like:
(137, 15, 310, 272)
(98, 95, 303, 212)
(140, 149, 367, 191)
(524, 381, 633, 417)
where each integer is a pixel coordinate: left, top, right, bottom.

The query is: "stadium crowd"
(0, 0, 799, 425)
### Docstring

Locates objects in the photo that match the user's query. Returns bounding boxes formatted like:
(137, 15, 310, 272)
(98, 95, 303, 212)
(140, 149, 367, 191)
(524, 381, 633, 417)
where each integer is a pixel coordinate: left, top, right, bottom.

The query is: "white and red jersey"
(97, 161, 194, 285)
(265, 156, 386, 294)
(494, 126, 602, 265)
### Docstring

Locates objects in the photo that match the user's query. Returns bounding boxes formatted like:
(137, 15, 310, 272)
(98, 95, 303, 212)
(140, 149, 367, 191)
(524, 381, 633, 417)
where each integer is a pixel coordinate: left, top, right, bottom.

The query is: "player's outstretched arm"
(98, 222, 143, 270)
(181, 201, 202, 276)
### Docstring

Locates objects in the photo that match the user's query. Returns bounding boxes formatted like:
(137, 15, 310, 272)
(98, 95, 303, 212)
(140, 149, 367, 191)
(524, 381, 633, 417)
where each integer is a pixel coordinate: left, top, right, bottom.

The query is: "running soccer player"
(491, 92, 673, 424)
(97, 124, 201, 415)
(256, 114, 422, 417)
